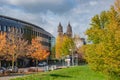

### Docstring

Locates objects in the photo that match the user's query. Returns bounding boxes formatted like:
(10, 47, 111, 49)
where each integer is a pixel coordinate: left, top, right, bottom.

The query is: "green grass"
(11, 65, 106, 80)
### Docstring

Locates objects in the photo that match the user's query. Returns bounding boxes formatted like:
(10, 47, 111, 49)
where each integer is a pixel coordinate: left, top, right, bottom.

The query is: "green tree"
(56, 34, 75, 66)
(84, 3, 120, 80)
(61, 35, 75, 56)
(50, 45, 56, 59)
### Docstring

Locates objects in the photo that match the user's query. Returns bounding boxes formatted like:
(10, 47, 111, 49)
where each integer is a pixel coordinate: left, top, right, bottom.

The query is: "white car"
(38, 62, 47, 67)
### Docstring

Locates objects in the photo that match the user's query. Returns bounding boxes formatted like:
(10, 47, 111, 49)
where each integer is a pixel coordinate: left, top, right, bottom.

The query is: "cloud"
(89, 1, 97, 6)
(7, 0, 64, 5)
(0, 0, 76, 14)
(0, 0, 114, 37)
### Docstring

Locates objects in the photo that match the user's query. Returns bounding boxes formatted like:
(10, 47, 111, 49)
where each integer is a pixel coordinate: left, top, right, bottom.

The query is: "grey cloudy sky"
(0, 0, 114, 37)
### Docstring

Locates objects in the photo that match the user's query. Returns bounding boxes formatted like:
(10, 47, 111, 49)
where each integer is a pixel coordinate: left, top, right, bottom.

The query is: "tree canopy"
(28, 38, 50, 66)
(84, 1, 120, 80)
(56, 35, 75, 59)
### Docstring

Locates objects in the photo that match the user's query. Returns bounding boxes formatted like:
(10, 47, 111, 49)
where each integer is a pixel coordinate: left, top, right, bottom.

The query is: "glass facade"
(0, 15, 54, 50)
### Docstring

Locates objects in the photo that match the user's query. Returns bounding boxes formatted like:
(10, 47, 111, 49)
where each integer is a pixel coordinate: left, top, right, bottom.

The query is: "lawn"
(11, 65, 106, 80)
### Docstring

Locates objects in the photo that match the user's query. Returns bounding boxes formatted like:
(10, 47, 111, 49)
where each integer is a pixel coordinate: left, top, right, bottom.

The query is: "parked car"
(38, 62, 47, 67)
(7, 66, 18, 73)
(0, 67, 6, 74)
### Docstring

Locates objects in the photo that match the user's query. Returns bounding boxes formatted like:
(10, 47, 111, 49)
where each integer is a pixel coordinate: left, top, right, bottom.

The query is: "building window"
(28, 29, 31, 35)
(37, 32, 39, 36)
(6, 26, 8, 32)
(1, 26, 4, 31)
(24, 29, 26, 34)
(3, 26, 6, 31)
(35, 32, 37, 36)
(39, 33, 41, 37)
(21, 28, 23, 33)
(4, 26, 7, 31)
(8, 27, 11, 32)
(31, 30, 33, 35)
(0, 25, 1, 31)
(33, 31, 35, 35)
(29, 30, 32, 35)
(18, 28, 20, 33)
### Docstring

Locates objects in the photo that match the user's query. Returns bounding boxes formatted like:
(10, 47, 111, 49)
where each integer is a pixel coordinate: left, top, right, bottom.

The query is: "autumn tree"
(0, 32, 6, 67)
(55, 36, 63, 59)
(6, 28, 28, 69)
(28, 38, 50, 66)
(84, 1, 120, 80)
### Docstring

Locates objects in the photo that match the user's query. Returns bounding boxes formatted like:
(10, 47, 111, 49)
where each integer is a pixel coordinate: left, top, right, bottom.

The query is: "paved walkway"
(0, 67, 41, 80)
(0, 75, 24, 80)
(0, 65, 65, 80)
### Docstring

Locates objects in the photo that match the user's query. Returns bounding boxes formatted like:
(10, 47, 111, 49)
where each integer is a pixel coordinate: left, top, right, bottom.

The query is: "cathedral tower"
(66, 22, 72, 37)
(57, 22, 63, 37)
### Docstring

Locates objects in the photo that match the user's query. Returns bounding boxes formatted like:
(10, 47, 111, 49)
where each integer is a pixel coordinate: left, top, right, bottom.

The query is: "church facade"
(57, 22, 72, 38)
(57, 22, 85, 48)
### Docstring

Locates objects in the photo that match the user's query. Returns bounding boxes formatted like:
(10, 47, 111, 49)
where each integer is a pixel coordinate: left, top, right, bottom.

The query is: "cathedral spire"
(58, 22, 63, 36)
(66, 22, 72, 37)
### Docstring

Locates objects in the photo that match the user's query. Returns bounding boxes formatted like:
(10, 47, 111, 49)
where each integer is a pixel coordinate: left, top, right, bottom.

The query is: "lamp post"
(69, 49, 74, 66)
(75, 53, 78, 66)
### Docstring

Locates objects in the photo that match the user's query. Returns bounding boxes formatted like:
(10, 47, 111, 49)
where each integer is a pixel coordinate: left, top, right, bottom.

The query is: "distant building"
(57, 22, 63, 37)
(57, 22, 72, 37)
(66, 22, 72, 37)
(73, 34, 86, 49)
(57, 22, 85, 47)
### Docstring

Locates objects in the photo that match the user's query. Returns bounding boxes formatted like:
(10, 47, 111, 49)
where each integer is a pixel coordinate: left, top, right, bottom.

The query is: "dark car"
(7, 66, 18, 73)
(38, 62, 47, 67)
(0, 67, 6, 74)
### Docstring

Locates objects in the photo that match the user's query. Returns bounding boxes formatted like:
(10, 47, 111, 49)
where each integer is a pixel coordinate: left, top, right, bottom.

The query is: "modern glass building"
(0, 15, 54, 51)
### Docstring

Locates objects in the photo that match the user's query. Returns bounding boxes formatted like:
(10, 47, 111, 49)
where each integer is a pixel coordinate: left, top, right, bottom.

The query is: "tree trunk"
(12, 55, 15, 69)
(12, 60, 14, 69)
(8, 62, 11, 67)
(36, 60, 38, 67)
(72, 52, 74, 66)
(36, 60, 38, 72)
(0, 60, 1, 67)
(15, 60, 18, 67)
(61, 58, 64, 66)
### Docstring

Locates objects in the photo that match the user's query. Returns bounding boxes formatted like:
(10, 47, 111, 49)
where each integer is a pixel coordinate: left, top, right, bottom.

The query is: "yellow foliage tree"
(84, 2, 120, 80)
(55, 36, 63, 59)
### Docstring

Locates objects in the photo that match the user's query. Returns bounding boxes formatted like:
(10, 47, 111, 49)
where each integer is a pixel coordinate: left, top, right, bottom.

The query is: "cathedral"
(57, 22, 86, 63)
(57, 22, 72, 37)
(57, 22, 86, 48)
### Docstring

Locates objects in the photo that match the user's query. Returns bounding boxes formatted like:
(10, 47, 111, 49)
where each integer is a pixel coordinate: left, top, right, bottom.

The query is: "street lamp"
(75, 53, 78, 66)
(69, 49, 74, 66)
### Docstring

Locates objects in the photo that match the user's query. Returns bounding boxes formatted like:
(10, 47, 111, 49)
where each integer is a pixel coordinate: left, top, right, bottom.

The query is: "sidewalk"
(0, 65, 68, 80)
(0, 75, 24, 80)
(0, 67, 44, 80)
